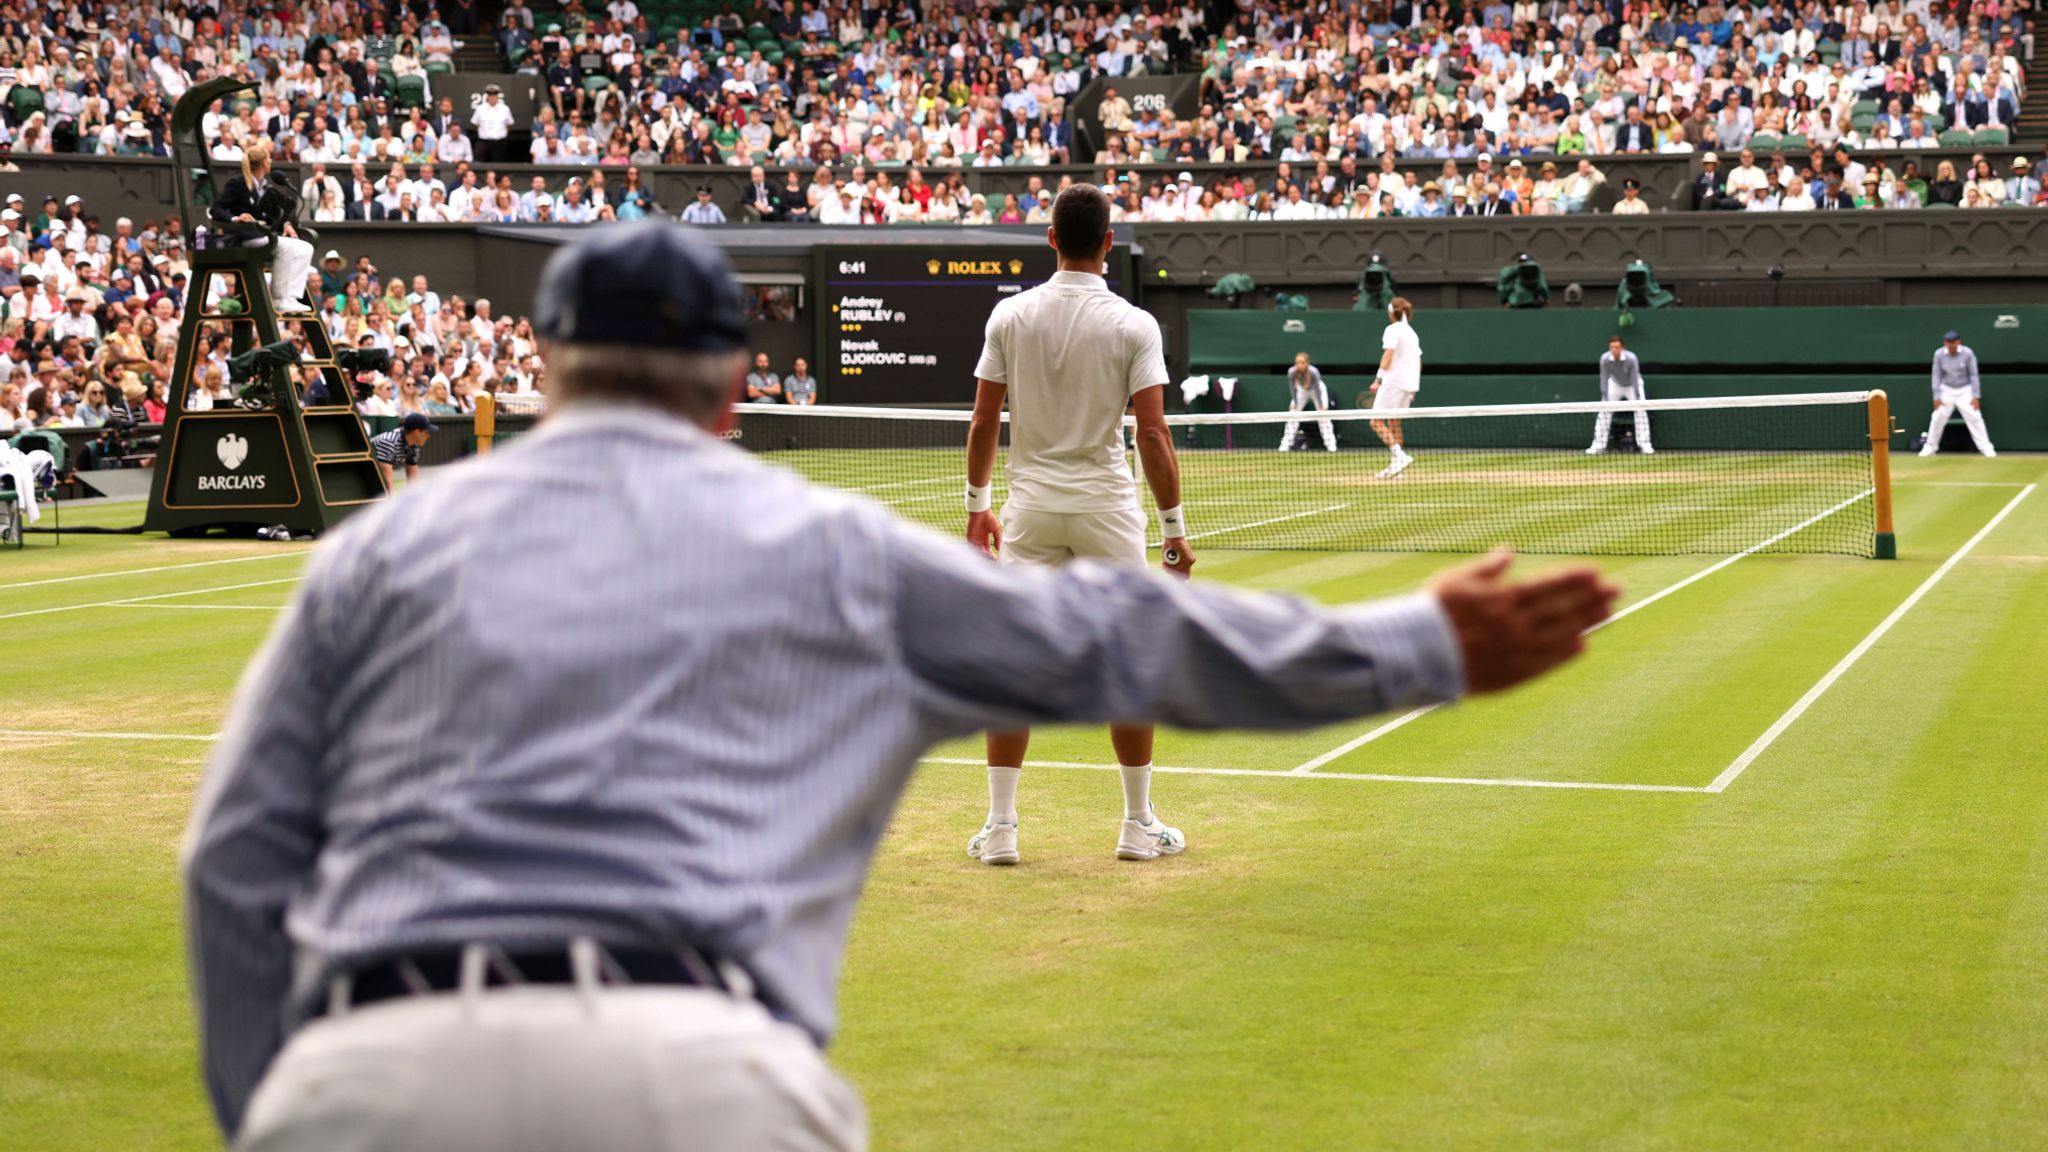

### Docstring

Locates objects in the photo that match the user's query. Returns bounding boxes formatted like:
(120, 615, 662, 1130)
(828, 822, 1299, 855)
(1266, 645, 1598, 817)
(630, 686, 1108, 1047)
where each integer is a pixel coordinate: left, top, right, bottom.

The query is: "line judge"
(1919, 329, 1996, 457)
(185, 220, 1616, 1151)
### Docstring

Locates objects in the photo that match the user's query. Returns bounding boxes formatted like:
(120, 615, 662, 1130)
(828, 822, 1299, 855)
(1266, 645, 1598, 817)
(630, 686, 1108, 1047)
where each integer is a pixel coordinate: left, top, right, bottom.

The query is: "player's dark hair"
(1051, 184, 1112, 262)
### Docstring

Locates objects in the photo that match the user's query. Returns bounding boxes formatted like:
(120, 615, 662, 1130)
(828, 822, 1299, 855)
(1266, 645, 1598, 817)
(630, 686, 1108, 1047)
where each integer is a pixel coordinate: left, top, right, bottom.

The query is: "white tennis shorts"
(1372, 385, 1416, 411)
(998, 504, 1148, 569)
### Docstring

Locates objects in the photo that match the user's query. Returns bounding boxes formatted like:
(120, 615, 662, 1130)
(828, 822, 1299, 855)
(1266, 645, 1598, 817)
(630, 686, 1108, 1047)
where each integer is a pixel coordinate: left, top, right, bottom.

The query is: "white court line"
(1187, 503, 1351, 543)
(1708, 483, 2036, 794)
(0, 577, 304, 622)
(1285, 488, 1876, 775)
(0, 728, 221, 742)
(0, 549, 312, 591)
(1895, 481, 2033, 487)
(104, 603, 286, 611)
(921, 757, 1708, 794)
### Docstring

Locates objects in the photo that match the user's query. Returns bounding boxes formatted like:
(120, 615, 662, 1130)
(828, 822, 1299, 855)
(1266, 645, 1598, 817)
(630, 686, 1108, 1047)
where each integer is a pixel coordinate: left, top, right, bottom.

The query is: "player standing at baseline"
(1279, 351, 1337, 452)
(1369, 296, 1421, 478)
(963, 184, 1194, 866)
(1586, 334, 1654, 454)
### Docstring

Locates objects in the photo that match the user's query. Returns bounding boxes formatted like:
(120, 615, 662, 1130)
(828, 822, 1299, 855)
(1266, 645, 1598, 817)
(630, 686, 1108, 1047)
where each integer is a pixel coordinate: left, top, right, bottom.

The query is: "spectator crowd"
(0, 190, 822, 453)
(0, 0, 2035, 225)
(0, 191, 564, 446)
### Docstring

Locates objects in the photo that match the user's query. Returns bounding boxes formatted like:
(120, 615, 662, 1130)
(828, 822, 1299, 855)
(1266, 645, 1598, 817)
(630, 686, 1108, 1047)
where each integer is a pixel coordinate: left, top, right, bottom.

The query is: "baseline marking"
(0, 577, 304, 622)
(1285, 488, 1875, 775)
(922, 757, 1706, 794)
(0, 549, 311, 592)
(1708, 482, 2036, 793)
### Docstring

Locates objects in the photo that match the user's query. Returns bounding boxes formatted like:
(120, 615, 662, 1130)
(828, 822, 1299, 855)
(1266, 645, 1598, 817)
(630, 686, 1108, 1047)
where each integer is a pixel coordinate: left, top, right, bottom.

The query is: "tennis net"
(734, 390, 1892, 557)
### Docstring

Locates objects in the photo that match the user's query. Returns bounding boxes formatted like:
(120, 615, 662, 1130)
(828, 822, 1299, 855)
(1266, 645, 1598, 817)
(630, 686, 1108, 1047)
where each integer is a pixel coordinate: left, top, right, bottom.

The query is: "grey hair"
(547, 342, 743, 422)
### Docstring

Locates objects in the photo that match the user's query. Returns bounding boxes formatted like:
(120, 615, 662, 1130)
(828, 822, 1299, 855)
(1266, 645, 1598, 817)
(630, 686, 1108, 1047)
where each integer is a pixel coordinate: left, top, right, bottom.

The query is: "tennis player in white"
(962, 183, 1194, 866)
(1370, 296, 1421, 478)
(1280, 351, 1337, 452)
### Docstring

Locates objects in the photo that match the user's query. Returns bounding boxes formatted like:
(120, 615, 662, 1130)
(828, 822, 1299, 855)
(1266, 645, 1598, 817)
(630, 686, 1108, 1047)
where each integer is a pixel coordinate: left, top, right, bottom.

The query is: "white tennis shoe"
(1116, 812, 1187, 861)
(1585, 445, 1606, 454)
(1377, 452, 1412, 480)
(967, 822, 1019, 865)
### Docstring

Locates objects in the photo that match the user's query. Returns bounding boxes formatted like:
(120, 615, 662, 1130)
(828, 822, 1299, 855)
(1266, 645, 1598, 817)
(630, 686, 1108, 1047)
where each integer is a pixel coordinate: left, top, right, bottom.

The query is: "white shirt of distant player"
(1380, 316, 1422, 393)
(974, 268, 1168, 513)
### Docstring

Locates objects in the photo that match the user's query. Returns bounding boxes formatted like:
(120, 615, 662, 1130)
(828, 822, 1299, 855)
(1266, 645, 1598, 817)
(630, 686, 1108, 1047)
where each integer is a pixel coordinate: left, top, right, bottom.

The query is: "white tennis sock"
(987, 767, 1020, 826)
(1119, 763, 1153, 823)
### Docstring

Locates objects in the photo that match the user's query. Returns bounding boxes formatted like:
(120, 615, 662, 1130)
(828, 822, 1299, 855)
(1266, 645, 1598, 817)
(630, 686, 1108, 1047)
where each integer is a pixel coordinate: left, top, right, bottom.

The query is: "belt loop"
(569, 936, 604, 1017)
(327, 973, 353, 1019)
(715, 958, 757, 1004)
(459, 944, 489, 996)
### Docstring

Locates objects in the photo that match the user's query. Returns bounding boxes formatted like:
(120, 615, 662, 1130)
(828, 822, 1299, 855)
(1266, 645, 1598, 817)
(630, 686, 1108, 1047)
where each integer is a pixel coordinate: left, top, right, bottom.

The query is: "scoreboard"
(813, 244, 1126, 406)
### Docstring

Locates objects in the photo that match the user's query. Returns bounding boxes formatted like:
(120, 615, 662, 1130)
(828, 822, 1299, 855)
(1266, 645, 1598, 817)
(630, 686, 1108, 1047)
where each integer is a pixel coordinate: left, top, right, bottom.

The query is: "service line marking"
(104, 603, 288, 611)
(1708, 483, 2036, 793)
(0, 729, 221, 742)
(0, 577, 304, 622)
(0, 549, 312, 591)
(1286, 488, 1876, 775)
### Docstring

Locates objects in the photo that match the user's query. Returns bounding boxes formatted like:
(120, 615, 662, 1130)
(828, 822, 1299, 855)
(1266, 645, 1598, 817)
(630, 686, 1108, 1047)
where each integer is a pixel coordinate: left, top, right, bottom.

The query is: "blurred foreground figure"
(185, 220, 1616, 1152)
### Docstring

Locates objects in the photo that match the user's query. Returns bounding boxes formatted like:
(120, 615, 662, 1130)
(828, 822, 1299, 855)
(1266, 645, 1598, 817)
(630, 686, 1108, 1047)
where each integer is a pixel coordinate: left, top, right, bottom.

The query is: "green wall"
(1187, 307, 2048, 450)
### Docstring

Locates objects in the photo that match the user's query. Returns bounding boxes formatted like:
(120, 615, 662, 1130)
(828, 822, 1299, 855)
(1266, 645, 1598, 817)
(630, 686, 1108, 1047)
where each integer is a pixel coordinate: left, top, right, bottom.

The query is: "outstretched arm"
(890, 503, 1617, 738)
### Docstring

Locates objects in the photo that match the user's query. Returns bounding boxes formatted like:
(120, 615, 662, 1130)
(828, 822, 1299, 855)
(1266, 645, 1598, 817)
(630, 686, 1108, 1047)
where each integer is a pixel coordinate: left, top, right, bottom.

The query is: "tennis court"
(3, 445, 2046, 1150)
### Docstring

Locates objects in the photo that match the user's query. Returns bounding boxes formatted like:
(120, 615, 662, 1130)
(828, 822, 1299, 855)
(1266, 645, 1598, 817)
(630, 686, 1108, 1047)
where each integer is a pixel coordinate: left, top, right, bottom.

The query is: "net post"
(1867, 390, 1896, 559)
(474, 391, 497, 456)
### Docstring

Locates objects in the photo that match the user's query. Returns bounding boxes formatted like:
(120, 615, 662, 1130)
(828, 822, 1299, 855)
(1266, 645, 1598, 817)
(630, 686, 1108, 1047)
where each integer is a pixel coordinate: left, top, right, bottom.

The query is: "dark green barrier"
(1188, 307, 2048, 373)
(1186, 374, 2048, 451)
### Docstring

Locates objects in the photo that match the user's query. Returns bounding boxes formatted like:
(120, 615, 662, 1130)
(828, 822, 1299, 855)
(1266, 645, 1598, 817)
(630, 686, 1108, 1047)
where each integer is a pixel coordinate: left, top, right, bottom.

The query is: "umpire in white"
(183, 221, 1617, 1151)
(1586, 334, 1654, 455)
(1919, 329, 1996, 457)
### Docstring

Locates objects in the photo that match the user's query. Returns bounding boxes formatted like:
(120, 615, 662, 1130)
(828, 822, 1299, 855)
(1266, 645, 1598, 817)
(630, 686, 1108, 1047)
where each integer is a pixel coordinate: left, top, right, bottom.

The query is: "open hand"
(965, 509, 1002, 558)
(1432, 550, 1619, 695)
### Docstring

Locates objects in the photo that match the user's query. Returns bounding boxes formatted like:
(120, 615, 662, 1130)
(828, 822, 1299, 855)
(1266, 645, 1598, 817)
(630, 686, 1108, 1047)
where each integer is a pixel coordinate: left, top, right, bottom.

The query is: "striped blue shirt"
(1932, 344, 1980, 399)
(182, 405, 1465, 1138)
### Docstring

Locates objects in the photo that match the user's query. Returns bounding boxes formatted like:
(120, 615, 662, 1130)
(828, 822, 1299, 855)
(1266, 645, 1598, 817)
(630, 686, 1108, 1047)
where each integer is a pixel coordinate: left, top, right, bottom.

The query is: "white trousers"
(261, 234, 315, 308)
(236, 972, 866, 1151)
(1921, 386, 1995, 456)
(1589, 386, 1653, 451)
(1281, 384, 1336, 451)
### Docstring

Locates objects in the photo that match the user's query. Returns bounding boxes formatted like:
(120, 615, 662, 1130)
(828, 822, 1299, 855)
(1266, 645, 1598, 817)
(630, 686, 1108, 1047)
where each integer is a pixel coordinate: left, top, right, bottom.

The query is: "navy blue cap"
(533, 220, 747, 352)
(1942, 330, 1960, 341)
(402, 412, 438, 433)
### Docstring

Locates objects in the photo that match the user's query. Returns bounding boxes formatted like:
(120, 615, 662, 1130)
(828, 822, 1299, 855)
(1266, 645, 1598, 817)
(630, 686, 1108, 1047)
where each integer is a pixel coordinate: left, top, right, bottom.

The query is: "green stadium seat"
(1974, 127, 2010, 146)
(425, 60, 453, 75)
(1938, 129, 1975, 147)
(1852, 99, 1878, 117)
(1851, 113, 1876, 133)
(1778, 133, 1809, 151)
(583, 75, 614, 94)
(7, 84, 43, 122)
(395, 73, 428, 109)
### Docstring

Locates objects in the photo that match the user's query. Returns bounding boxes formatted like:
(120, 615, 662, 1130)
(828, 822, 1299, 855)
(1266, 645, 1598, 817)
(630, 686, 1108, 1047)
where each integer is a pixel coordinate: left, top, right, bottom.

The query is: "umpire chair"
(144, 77, 386, 538)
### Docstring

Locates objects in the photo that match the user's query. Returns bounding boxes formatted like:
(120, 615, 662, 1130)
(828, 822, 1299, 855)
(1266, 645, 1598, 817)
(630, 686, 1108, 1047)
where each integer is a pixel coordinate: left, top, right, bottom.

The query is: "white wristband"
(966, 483, 992, 514)
(1158, 505, 1187, 539)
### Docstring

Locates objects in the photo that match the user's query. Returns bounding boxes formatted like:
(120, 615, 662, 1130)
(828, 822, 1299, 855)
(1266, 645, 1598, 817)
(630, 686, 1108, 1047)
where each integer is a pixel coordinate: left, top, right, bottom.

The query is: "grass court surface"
(3, 450, 2045, 1150)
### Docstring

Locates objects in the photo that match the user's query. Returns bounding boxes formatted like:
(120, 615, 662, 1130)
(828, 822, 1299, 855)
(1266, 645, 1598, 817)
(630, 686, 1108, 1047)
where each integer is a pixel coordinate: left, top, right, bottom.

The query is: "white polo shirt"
(974, 269, 1167, 513)
(471, 99, 515, 141)
(1381, 317, 1422, 393)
